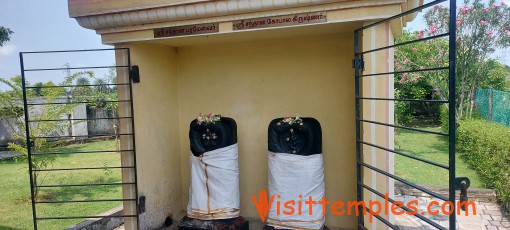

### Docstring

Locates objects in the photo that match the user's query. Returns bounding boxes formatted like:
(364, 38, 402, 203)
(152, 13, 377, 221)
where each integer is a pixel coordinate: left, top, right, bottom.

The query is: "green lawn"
(395, 127, 485, 188)
(0, 129, 487, 229)
(0, 140, 123, 230)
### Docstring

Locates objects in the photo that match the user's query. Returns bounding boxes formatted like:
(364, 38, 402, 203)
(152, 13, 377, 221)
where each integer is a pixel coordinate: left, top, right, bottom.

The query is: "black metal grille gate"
(19, 48, 139, 229)
(353, 0, 457, 229)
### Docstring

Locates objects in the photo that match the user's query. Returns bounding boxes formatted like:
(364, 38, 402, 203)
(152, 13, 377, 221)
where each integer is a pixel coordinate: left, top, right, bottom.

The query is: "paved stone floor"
(395, 195, 510, 229)
(114, 195, 509, 230)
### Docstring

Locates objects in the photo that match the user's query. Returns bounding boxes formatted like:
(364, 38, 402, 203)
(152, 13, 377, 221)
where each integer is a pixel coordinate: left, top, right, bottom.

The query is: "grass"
(395, 127, 485, 188)
(0, 128, 488, 229)
(0, 140, 123, 230)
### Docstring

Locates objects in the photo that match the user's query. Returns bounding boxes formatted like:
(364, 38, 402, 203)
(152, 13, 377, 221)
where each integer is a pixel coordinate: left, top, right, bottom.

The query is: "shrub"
(457, 119, 510, 214)
(440, 106, 449, 133)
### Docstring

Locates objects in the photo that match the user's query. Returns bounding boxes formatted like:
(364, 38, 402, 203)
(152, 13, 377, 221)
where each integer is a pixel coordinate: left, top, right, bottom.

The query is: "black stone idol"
(268, 117, 322, 156)
(179, 114, 248, 230)
(265, 116, 327, 230)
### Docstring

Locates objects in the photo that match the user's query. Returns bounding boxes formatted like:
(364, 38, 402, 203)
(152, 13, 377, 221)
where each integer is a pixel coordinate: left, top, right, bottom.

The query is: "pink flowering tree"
(395, 0, 510, 120)
(394, 31, 448, 124)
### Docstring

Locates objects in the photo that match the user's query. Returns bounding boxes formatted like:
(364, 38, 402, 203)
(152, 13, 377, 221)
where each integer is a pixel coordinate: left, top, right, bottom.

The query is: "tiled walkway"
(395, 195, 510, 229)
(114, 195, 509, 230)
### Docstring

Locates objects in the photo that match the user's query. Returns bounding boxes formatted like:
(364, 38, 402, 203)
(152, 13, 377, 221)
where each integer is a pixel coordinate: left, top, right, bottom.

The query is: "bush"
(440, 106, 449, 133)
(457, 119, 510, 213)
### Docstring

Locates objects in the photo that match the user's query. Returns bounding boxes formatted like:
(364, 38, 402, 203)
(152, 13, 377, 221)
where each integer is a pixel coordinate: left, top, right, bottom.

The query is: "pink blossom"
(493, 3, 499, 8)
(412, 47, 417, 52)
(472, 9, 477, 13)
(481, 20, 487, 26)
(438, 59, 443, 63)
(399, 77, 405, 84)
(456, 19, 462, 26)
(486, 30, 493, 36)
(397, 66, 402, 70)
(430, 24, 437, 32)
(420, 66, 425, 69)
(403, 73, 408, 77)
(502, 1, 507, 6)
(417, 30, 425, 39)
(404, 58, 409, 64)
(461, 6, 470, 15)
(483, 8, 489, 12)
(439, 50, 444, 54)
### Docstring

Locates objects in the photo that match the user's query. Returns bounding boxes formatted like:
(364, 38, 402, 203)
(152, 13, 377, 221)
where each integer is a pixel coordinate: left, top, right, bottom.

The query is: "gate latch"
(455, 177, 470, 211)
(454, 177, 470, 190)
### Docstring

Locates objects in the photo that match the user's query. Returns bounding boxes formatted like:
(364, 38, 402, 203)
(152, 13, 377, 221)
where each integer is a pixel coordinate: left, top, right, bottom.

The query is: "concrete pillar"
(361, 21, 396, 230)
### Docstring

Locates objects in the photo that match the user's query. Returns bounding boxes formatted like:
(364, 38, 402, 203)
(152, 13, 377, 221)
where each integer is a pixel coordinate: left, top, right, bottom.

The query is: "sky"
(407, 0, 510, 66)
(0, 1, 112, 91)
(0, 0, 509, 91)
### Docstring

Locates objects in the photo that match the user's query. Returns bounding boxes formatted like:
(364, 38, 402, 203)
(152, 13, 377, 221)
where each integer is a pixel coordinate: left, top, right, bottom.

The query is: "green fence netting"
(475, 88, 510, 126)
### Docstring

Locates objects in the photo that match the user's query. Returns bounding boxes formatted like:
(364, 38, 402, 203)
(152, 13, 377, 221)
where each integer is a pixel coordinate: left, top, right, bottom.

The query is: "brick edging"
(394, 182, 498, 203)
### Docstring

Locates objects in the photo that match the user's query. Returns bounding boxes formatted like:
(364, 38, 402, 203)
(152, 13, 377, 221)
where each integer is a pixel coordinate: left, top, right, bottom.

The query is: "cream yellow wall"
(68, 0, 205, 17)
(361, 21, 395, 230)
(114, 23, 401, 230)
(67, 0, 406, 44)
(175, 33, 357, 228)
(115, 50, 138, 229)
(69, 0, 412, 229)
(120, 32, 358, 229)
(116, 43, 183, 230)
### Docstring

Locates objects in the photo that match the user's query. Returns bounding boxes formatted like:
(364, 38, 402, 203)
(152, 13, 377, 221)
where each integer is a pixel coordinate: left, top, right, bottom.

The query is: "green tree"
(394, 31, 446, 124)
(88, 68, 120, 149)
(0, 26, 13, 47)
(72, 76, 92, 96)
(396, 0, 510, 120)
(30, 82, 45, 96)
(477, 58, 509, 89)
(0, 71, 93, 199)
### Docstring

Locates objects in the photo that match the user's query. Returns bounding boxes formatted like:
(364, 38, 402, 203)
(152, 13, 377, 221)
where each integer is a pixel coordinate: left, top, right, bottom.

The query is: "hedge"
(457, 119, 510, 213)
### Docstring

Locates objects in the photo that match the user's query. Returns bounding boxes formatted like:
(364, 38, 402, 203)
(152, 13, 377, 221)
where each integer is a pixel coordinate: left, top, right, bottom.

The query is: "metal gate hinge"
(352, 57, 365, 70)
(130, 65, 140, 83)
(138, 195, 146, 214)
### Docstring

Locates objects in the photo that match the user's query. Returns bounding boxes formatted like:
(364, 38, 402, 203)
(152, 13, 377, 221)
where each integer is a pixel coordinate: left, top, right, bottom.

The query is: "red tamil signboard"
(154, 23, 219, 38)
(233, 12, 327, 31)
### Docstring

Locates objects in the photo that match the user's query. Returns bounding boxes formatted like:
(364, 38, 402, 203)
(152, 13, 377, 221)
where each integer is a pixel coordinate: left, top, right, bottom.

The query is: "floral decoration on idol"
(278, 114, 303, 126)
(197, 113, 221, 125)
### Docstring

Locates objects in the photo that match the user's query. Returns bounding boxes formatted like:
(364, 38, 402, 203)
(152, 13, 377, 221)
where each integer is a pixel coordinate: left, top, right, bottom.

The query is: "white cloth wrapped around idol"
(187, 144, 240, 220)
(267, 152, 326, 229)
